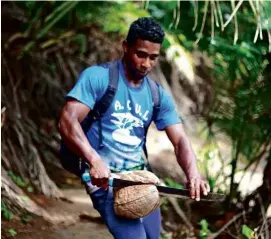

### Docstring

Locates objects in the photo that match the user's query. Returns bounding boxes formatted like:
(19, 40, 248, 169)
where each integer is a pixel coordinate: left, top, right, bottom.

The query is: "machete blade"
(111, 178, 226, 202)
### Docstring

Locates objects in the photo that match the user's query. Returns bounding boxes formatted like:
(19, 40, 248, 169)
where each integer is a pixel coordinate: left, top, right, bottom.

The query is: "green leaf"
(200, 219, 209, 230)
(22, 214, 33, 223)
(208, 177, 216, 190)
(16, 177, 26, 187)
(162, 37, 171, 50)
(4, 210, 13, 221)
(8, 228, 17, 237)
(44, 1, 72, 23)
(21, 196, 29, 201)
(199, 219, 211, 239)
(71, 34, 88, 54)
(27, 186, 34, 193)
(36, 1, 78, 39)
(242, 225, 255, 239)
(164, 178, 183, 189)
(148, 5, 165, 19)
(1, 201, 7, 210)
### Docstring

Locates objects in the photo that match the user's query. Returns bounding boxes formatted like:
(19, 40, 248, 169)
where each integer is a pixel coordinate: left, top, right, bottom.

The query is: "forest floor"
(2, 188, 113, 239)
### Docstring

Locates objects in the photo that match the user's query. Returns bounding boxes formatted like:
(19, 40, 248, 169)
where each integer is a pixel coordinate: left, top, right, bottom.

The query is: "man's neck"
(122, 59, 143, 88)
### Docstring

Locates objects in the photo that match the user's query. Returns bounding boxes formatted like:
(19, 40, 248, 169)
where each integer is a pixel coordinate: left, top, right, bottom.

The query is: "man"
(58, 17, 210, 239)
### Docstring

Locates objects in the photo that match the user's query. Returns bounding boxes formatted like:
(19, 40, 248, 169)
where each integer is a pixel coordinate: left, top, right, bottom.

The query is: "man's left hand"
(187, 175, 210, 201)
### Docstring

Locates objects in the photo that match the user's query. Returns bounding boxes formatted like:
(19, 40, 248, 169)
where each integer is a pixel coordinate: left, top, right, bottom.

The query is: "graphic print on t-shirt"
(109, 98, 150, 149)
(111, 112, 143, 147)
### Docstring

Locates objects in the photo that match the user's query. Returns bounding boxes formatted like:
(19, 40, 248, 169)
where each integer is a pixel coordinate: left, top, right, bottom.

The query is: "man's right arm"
(58, 99, 110, 187)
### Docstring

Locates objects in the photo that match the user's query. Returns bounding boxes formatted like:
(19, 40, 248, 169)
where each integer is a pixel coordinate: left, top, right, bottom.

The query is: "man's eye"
(136, 52, 147, 58)
(150, 56, 158, 61)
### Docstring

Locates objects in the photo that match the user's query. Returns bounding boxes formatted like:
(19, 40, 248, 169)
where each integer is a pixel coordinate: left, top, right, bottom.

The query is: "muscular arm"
(58, 100, 100, 165)
(165, 123, 199, 179)
(58, 99, 110, 187)
(165, 123, 209, 200)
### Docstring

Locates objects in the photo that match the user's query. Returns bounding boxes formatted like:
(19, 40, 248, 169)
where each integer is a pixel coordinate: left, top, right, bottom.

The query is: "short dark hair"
(126, 17, 165, 45)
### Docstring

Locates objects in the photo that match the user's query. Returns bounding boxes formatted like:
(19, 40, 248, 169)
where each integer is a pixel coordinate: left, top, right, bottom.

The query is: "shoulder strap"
(143, 77, 161, 171)
(82, 61, 119, 149)
(146, 77, 160, 121)
(91, 61, 119, 120)
(60, 62, 119, 177)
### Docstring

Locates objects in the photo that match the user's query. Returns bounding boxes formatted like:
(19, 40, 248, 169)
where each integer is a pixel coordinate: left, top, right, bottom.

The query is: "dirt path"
(49, 188, 113, 239)
(3, 188, 113, 239)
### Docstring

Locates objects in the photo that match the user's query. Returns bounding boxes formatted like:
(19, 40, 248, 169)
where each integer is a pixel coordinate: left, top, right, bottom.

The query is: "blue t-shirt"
(66, 60, 182, 172)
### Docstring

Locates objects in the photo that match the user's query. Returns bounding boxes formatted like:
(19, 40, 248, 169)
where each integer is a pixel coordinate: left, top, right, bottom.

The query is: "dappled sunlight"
(165, 35, 195, 85)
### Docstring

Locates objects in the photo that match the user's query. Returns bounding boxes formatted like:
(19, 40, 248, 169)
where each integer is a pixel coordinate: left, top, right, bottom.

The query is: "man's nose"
(142, 58, 151, 69)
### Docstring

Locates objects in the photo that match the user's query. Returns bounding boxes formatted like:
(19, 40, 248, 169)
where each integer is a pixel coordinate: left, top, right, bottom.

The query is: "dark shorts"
(89, 187, 161, 239)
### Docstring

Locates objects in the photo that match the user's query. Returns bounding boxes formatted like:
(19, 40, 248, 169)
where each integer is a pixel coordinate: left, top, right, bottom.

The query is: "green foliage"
(163, 178, 185, 208)
(197, 142, 224, 192)
(20, 1, 79, 56)
(164, 177, 183, 189)
(242, 224, 255, 239)
(1, 201, 13, 221)
(199, 219, 211, 239)
(160, 199, 169, 212)
(20, 196, 30, 201)
(8, 171, 26, 187)
(12, 1, 149, 60)
(26, 186, 34, 193)
(160, 235, 171, 239)
(21, 214, 33, 224)
(70, 34, 88, 54)
(147, 1, 270, 201)
(8, 171, 35, 193)
(8, 228, 17, 237)
(97, 2, 148, 34)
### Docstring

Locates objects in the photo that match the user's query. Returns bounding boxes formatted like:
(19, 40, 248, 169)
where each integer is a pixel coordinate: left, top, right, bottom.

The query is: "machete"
(82, 172, 225, 202)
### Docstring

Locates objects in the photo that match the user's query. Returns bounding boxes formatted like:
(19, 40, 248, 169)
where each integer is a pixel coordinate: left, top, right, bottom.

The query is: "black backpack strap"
(147, 77, 161, 120)
(143, 77, 161, 171)
(89, 61, 119, 149)
(91, 61, 119, 120)
(60, 61, 119, 177)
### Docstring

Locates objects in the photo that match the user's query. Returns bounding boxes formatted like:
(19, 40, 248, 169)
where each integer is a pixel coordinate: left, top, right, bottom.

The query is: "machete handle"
(81, 170, 114, 187)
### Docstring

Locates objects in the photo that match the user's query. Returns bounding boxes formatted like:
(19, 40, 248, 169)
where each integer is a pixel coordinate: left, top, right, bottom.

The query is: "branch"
(249, 0, 261, 44)
(231, 0, 239, 45)
(192, 0, 198, 31)
(209, 211, 248, 239)
(268, 30, 271, 53)
(211, 0, 215, 41)
(213, 0, 219, 28)
(223, 0, 244, 29)
(257, 194, 269, 239)
(167, 197, 193, 230)
(174, 0, 181, 29)
(216, 0, 224, 31)
(256, 0, 263, 40)
(195, 0, 209, 45)
(144, 0, 150, 10)
(169, 4, 177, 29)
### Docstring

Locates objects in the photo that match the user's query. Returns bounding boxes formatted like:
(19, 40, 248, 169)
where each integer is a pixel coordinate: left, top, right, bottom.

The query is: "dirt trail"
(50, 188, 113, 239)
(16, 188, 113, 239)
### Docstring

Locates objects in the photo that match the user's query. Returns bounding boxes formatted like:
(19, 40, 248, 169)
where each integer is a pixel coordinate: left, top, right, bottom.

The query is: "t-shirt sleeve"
(66, 66, 108, 109)
(154, 86, 183, 130)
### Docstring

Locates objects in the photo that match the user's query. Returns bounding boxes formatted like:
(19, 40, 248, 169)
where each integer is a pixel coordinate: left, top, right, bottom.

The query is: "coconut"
(113, 170, 161, 219)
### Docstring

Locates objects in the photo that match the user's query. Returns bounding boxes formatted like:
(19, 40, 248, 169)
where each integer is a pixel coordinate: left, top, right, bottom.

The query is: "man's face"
(123, 39, 161, 79)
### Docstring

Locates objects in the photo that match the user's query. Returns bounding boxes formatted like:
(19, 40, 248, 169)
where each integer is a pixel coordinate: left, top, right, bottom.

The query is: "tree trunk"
(1, 167, 53, 221)
(244, 158, 271, 221)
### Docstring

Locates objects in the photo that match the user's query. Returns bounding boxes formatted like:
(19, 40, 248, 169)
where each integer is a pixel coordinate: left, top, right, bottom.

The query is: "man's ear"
(122, 40, 128, 53)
